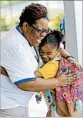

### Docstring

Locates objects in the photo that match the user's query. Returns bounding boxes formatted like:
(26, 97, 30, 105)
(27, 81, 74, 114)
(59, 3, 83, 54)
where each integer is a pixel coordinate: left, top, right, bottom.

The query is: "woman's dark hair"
(19, 3, 48, 27)
(39, 30, 64, 49)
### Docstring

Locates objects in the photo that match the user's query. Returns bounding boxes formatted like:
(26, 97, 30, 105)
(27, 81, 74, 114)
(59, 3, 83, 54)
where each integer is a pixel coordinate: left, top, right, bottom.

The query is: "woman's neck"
(19, 26, 32, 46)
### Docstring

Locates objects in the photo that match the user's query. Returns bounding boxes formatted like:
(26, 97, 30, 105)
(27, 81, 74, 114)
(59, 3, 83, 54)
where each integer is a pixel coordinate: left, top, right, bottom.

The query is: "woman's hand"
(56, 72, 76, 87)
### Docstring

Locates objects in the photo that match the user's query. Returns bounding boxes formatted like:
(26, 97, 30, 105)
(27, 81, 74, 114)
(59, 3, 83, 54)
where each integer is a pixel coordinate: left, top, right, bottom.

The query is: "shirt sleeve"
(38, 61, 59, 79)
(2, 43, 37, 85)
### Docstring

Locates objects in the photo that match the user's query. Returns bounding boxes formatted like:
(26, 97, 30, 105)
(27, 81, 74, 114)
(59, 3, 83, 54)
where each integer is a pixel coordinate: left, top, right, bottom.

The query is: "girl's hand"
(59, 48, 83, 71)
(67, 57, 83, 71)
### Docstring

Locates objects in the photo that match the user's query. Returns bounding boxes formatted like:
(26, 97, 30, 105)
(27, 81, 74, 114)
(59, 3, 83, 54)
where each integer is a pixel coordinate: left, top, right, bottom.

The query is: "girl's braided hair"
(39, 30, 64, 49)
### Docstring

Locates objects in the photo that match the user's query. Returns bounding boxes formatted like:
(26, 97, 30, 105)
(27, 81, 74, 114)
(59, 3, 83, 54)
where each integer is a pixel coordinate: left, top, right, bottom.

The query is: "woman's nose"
(40, 32, 47, 38)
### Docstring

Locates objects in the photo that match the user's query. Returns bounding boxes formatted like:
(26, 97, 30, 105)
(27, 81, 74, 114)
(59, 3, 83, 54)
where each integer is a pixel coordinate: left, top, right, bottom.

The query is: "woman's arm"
(0, 67, 76, 92)
(17, 72, 75, 91)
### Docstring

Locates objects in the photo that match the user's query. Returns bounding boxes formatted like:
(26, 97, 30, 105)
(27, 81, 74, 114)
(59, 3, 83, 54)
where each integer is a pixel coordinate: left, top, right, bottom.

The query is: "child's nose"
(42, 54, 48, 58)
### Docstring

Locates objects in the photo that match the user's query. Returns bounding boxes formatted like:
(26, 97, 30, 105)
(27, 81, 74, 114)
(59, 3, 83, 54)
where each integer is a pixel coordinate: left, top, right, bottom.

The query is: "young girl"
(35, 30, 83, 117)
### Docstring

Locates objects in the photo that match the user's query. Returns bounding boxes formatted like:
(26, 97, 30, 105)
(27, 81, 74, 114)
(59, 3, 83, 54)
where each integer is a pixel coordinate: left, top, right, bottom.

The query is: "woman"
(0, 3, 76, 117)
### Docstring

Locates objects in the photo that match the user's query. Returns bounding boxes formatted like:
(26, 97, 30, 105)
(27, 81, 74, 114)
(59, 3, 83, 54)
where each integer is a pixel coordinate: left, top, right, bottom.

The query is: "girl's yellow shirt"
(38, 60, 59, 79)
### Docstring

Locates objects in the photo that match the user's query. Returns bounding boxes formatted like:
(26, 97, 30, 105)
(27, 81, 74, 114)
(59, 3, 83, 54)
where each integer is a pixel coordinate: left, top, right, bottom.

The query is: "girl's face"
(40, 43, 60, 63)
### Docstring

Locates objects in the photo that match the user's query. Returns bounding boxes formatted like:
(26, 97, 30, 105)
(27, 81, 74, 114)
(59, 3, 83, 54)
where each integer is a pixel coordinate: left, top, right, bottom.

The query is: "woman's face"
(25, 18, 49, 47)
(40, 43, 59, 63)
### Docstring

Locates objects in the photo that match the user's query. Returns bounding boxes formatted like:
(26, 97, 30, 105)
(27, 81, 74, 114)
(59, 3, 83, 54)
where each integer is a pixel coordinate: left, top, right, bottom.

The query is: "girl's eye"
(47, 53, 52, 55)
(40, 52, 44, 55)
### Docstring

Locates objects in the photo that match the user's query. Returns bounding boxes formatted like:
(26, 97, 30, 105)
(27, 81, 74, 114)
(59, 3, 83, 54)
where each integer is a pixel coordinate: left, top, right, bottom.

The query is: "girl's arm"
(60, 48, 83, 70)
(59, 48, 71, 58)
(34, 70, 43, 78)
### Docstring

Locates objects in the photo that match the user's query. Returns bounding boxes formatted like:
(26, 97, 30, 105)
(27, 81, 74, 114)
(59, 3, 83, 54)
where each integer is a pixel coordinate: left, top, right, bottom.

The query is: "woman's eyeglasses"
(32, 25, 51, 34)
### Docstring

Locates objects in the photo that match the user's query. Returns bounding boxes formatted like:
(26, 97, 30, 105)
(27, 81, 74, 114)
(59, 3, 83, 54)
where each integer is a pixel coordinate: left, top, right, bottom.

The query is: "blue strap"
(45, 89, 52, 103)
(45, 89, 57, 111)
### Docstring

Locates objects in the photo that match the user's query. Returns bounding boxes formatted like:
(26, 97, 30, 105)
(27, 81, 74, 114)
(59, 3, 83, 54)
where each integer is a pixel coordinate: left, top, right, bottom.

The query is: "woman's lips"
(36, 39, 41, 44)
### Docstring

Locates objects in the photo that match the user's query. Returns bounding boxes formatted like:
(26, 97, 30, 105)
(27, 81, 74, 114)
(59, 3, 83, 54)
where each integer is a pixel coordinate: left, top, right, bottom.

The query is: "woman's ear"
(22, 22, 29, 33)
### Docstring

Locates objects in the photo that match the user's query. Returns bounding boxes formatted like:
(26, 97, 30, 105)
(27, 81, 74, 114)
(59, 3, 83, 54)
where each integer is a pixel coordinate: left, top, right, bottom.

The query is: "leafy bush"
(1, 16, 18, 30)
(1, 1, 24, 7)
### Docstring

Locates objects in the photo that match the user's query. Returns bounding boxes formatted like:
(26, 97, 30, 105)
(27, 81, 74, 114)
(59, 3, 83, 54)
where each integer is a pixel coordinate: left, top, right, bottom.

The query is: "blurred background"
(0, 1, 83, 117)
(0, 1, 64, 33)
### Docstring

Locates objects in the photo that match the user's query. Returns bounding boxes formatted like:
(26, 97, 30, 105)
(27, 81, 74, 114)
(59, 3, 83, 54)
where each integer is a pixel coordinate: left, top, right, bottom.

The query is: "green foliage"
(1, 1, 24, 30)
(1, 16, 18, 30)
(1, 1, 24, 7)
(48, 12, 64, 31)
